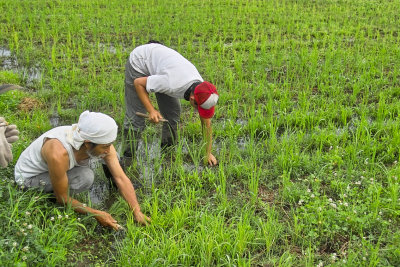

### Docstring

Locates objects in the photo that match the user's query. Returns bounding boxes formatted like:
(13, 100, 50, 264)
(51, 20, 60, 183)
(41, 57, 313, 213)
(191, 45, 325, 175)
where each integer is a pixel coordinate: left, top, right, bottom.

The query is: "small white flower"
(355, 181, 361, 185)
(343, 194, 347, 197)
(20, 228, 25, 233)
(50, 217, 54, 221)
(65, 215, 69, 219)
(311, 194, 315, 198)
(330, 203, 337, 208)
(34, 196, 39, 200)
(318, 207, 322, 211)
(328, 198, 333, 202)
(12, 242, 17, 247)
(317, 261, 324, 267)
(363, 257, 366, 260)
(27, 224, 33, 229)
(307, 188, 311, 193)
(379, 211, 382, 215)
(23, 223, 27, 227)
(77, 218, 81, 221)
(22, 256, 27, 261)
(23, 233, 27, 236)
(331, 253, 337, 261)
(58, 215, 62, 219)
(298, 199, 304, 205)
(22, 246, 29, 252)
(25, 211, 31, 216)
(394, 161, 397, 164)
(344, 202, 349, 207)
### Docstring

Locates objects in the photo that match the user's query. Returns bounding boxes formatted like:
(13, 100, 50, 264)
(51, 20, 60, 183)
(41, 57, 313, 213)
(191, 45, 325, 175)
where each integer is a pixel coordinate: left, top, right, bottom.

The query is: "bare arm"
(134, 77, 163, 123)
(103, 145, 150, 225)
(41, 139, 120, 230)
(200, 117, 218, 166)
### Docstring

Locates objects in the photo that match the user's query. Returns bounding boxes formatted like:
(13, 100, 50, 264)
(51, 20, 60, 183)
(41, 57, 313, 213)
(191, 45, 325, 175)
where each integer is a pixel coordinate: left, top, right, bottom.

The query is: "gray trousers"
(123, 59, 180, 143)
(23, 166, 94, 194)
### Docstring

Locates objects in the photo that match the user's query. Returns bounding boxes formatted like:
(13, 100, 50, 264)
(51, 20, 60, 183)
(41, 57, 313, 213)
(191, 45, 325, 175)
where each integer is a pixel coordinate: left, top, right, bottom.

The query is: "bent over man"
(124, 41, 219, 166)
(15, 111, 150, 230)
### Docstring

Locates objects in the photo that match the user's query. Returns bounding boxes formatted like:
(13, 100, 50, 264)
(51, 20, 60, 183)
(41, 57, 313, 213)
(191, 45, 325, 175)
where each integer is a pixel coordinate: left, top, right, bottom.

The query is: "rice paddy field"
(1, 0, 400, 266)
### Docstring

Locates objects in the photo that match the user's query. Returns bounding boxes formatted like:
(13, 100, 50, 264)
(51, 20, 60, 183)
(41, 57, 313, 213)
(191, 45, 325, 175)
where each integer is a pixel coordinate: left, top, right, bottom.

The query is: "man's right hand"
(0, 125, 12, 168)
(149, 110, 163, 124)
(94, 210, 121, 230)
(134, 211, 151, 225)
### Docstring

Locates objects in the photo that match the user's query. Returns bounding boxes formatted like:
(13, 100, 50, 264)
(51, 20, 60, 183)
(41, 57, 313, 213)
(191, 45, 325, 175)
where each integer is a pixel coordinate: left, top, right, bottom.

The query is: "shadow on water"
(0, 47, 42, 85)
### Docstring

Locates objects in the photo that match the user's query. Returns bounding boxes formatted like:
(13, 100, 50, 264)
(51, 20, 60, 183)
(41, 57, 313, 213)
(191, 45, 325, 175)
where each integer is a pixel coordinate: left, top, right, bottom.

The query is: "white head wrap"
(66, 111, 118, 150)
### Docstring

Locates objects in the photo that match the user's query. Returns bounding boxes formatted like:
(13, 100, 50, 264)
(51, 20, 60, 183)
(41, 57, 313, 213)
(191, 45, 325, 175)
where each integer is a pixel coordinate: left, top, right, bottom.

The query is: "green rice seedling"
(258, 205, 284, 257)
(248, 163, 261, 206)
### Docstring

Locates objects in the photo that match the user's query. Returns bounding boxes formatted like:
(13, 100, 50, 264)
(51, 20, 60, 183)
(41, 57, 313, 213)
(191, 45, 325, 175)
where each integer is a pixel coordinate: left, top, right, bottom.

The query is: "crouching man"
(14, 111, 150, 230)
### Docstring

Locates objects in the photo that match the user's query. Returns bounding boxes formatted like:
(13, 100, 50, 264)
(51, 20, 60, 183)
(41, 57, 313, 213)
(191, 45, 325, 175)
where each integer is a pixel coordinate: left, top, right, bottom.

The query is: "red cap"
(194, 81, 219, 118)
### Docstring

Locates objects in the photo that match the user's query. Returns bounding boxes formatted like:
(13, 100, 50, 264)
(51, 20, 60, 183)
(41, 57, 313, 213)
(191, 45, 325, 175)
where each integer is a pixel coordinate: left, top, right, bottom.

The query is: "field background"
(1, 0, 400, 266)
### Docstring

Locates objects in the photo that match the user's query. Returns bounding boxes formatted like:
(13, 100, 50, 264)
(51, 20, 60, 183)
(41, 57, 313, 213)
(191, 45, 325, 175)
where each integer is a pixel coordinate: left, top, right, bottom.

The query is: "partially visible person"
(14, 111, 150, 230)
(0, 117, 19, 168)
(124, 41, 219, 166)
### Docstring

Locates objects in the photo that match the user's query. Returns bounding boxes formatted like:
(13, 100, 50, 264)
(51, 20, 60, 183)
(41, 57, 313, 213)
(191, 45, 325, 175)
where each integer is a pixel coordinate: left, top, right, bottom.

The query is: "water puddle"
(89, 180, 111, 205)
(135, 138, 163, 187)
(49, 112, 61, 127)
(0, 47, 42, 85)
(0, 48, 11, 57)
(96, 43, 126, 54)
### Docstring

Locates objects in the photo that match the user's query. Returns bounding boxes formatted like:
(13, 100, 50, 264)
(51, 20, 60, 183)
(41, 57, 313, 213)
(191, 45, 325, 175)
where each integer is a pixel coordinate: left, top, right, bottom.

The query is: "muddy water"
(0, 48, 11, 57)
(0, 47, 42, 85)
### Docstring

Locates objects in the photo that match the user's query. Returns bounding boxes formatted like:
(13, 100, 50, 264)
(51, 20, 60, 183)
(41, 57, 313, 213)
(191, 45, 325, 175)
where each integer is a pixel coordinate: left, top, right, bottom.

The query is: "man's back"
(129, 43, 203, 98)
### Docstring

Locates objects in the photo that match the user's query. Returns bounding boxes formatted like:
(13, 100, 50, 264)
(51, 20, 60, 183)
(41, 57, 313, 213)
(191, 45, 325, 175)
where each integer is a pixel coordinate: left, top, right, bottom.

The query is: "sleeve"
(146, 75, 171, 94)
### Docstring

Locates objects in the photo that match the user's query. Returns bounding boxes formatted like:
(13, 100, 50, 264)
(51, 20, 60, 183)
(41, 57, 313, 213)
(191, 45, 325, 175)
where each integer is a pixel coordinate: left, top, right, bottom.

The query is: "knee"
(69, 167, 94, 193)
(79, 168, 94, 191)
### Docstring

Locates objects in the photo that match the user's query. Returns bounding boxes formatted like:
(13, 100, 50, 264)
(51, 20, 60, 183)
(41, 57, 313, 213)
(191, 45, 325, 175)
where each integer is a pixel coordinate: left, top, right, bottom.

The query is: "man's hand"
(134, 211, 151, 225)
(148, 110, 163, 124)
(207, 153, 218, 166)
(5, 124, 19, 143)
(94, 210, 121, 230)
(0, 125, 12, 167)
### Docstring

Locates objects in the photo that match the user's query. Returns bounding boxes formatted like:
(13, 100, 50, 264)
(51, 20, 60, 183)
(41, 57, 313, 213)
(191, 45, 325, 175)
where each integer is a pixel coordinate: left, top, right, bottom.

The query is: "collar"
(184, 82, 201, 101)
